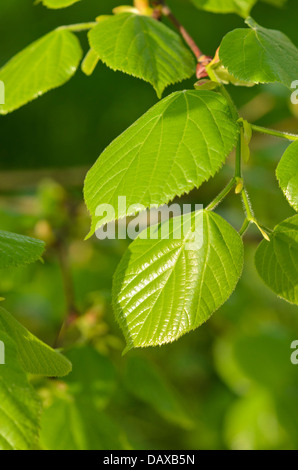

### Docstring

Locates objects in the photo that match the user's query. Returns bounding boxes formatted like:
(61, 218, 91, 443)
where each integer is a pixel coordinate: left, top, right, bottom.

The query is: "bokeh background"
(1, 0, 298, 450)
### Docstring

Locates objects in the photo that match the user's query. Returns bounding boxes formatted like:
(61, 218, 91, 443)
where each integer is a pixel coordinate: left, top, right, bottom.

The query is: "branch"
(54, 239, 79, 347)
(152, 0, 212, 76)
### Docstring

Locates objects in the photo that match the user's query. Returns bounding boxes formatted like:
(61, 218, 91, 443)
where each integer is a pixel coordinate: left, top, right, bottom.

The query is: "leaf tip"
(122, 343, 133, 356)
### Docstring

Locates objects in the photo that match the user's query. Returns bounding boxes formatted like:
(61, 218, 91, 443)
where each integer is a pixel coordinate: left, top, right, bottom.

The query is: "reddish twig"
(151, 0, 212, 77)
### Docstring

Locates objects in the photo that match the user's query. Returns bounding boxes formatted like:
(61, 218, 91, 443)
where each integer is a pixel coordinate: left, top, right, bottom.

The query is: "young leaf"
(84, 90, 239, 237)
(37, 0, 81, 8)
(0, 230, 45, 269)
(88, 12, 195, 97)
(112, 210, 244, 351)
(219, 18, 298, 89)
(0, 307, 72, 377)
(0, 332, 40, 450)
(0, 30, 83, 114)
(191, 0, 257, 18)
(255, 215, 298, 304)
(276, 141, 298, 212)
(81, 49, 100, 76)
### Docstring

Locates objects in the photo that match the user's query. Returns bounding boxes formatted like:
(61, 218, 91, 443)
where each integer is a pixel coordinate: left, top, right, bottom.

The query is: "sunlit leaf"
(84, 90, 239, 237)
(276, 141, 298, 211)
(88, 12, 195, 97)
(0, 29, 83, 114)
(219, 18, 298, 89)
(113, 210, 244, 351)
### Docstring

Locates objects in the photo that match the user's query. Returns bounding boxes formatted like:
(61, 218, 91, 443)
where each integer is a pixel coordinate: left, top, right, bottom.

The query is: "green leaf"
(219, 17, 298, 89)
(255, 215, 298, 304)
(0, 230, 45, 269)
(0, 29, 83, 114)
(0, 307, 72, 377)
(37, 0, 81, 8)
(124, 356, 193, 428)
(113, 210, 244, 351)
(88, 12, 195, 97)
(81, 49, 100, 76)
(191, 0, 257, 17)
(84, 90, 239, 237)
(276, 141, 298, 212)
(0, 332, 40, 450)
(191, 0, 287, 17)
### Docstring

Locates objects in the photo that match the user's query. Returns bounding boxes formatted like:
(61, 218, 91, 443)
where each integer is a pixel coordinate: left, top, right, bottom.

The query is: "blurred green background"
(1, 0, 298, 450)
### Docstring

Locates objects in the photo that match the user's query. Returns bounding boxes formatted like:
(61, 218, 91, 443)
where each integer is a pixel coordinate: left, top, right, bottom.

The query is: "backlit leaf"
(88, 12, 195, 97)
(276, 141, 298, 211)
(113, 210, 244, 351)
(219, 18, 298, 89)
(0, 29, 83, 114)
(84, 90, 239, 237)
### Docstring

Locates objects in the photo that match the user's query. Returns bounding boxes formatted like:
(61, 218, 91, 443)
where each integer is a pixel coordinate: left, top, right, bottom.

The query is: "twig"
(54, 239, 79, 348)
(152, 0, 208, 64)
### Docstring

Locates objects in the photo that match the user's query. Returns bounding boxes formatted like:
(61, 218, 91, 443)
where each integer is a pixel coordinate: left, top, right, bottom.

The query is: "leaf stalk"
(251, 124, 298, 141)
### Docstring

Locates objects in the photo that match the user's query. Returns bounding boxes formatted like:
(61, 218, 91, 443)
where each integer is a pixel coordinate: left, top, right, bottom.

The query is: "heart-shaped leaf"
(219, 17, 298, 89)
(255, 215, 298, 304)
(0, 29, 82, 114)
(276, 141, 298, 212)
(84, 90, 239, 237)
(113, 210, 244, 351)
(88, 12, 195, 97)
